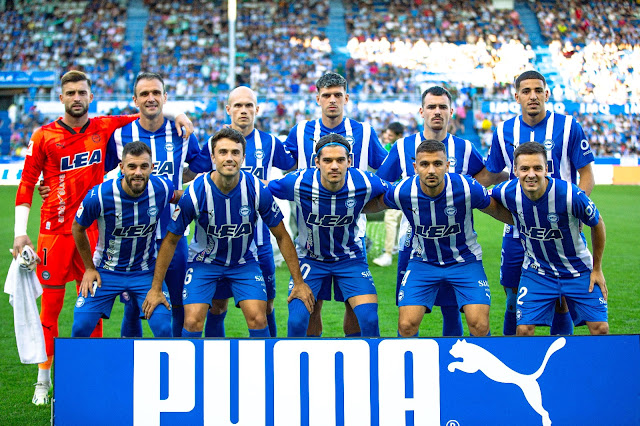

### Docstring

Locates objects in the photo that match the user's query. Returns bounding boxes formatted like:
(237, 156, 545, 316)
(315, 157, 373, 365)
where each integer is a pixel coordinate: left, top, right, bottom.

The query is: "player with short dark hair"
(268, 133, 389, 337)
(485, 70, 595, 336)
(71, 141, 179, 337)
(491, 142, 608, 335)
(105, 71, 208, 338)
(375, 85, 507, 337)
(141, 128, 312, 337)
(366, 140, 513, 336)
(284, 72, 388, 337)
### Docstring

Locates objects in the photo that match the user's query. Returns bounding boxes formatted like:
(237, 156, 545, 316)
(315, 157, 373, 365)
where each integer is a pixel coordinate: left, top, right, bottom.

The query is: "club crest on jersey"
(345, 197, 356, 209)
(148, 206, 158, 217)
(60, 149, 102, 171)
(91, 134, 101, 144)
(165, 142, 174, 152)
(239, 205, 251, 216)
(448, 156, 457, 167)
(444, 206, 457, 216)
(345, 135, 355, 146)
(547, 213, 559, 223)
(254, 149, 265, 160)
(543, 139, 554, 150)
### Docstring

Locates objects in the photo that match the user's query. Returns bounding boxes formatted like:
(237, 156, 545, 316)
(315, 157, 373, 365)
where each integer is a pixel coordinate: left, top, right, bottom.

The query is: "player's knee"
(245, 313, 267, 330)
(588, 322, 609, 335)
(352, 303, 378, 336)
(149, 315, 172, 337)
(71, 313, 100, 337)
(209, 299, 228, 315)
(288, 299, 311, 337)
(516, 324, 535, 336)
(398, 317, 420, 337)
(183, 316, 204, 333)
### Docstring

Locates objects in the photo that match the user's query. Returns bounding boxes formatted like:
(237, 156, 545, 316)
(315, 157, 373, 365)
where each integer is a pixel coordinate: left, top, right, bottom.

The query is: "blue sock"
(248, 326, 270, 338)
(267, 309, 277, 338)
(550, 311, 574, 335)
(181, 328, 202, 338)
(397, 330, 419, 337)
(345, 332, 361, 337)
(171, 306, 184, 338)
(287, 298, 311, 337)
(204, 311, 227, 337)
(503, 291, 518, 336)
(121, 301, 143, 338)
(441, 305, 463, 337)
(307, 334, 322, 337)
(352, 303, 380, 337)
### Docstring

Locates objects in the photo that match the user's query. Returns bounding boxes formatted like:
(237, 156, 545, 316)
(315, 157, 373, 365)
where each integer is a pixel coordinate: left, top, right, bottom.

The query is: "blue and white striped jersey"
(377, 132, 486, 181)
(168, 171, 284, 266)
(284, 118, 388, 170)
(76, 175, 174, 272)
(491, 177, 600, 278)
(105, 118, 208, 239)
(268, 168, 389, 262)
(486, 111, 593, 182)
(384, 173, 490, 266)
(196, 128, 296, 246)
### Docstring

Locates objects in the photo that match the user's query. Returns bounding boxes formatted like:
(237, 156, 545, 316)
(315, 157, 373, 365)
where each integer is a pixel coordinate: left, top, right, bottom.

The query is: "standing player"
(269, 134, 389, 337)
(485, 70, 595, 336)
(284, 72, 388, 337)
(491, 142, 608, 335)
(375, 86, 507, 336)
(142, 128, 313, 337)
(72, 142, 177, 337)
(366, 140, 513, 337)
(104, 72, 208, 338)
(13, 70, 192, 405)
(372, 122, 405, 268)
(202, 86, 296, 338)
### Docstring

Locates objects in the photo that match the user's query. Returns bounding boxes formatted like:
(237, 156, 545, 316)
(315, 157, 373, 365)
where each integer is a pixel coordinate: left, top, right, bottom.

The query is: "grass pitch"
(0, 185, 638, 424)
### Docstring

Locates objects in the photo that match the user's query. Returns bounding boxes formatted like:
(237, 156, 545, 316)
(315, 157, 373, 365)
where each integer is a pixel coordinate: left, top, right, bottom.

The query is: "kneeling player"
(491, 142, 608, 335)
(366, 140, 513, 336)
(71, 142, 177, 337)
(268, 133, 389, 337)
(142, 128, 312, 336)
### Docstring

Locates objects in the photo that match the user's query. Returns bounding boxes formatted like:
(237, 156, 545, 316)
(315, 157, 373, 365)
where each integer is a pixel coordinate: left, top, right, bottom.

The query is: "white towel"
(4, 258, 47, 364)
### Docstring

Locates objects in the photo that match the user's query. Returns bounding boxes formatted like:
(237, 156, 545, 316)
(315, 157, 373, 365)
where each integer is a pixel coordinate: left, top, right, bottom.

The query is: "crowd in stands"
(141, 0, 332, 97)
(0, 1, 134, 96)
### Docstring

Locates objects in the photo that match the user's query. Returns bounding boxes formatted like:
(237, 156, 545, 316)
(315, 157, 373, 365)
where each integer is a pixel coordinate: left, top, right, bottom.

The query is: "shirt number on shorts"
(184, 267, 194, 285)
(300, 263, 311, 280)
(517, 286, 528, 305)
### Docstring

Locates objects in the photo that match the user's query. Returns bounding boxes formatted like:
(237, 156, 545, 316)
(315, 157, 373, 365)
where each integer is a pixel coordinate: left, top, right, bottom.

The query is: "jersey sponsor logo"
(585, 199, 597, 221)
(254, 149, 265, 160)
(580, 139, 590, 151)
(414, 223, 461, 239)
(112, 223, 158, 238)
(60, 149, 102, 171)
(239, 205, 251, 217)
(153, 161, 174, 176)
(345, 197, 356, 209)
(271, 201, 281, 215)
(543, 139, 554, 150)
(444, 206, 457, 216)
(448, 337, 566, 426)
(307, 213, 355, 227)
(519, 225, 563, 241)
(165, 142, 174, 152)
(206, 223, 253, 238)
(26, 140, 34, 156)
(547, 213, 559, 223)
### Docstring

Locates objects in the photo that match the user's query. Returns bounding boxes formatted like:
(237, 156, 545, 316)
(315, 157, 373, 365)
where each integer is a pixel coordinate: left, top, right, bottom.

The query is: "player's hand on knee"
(589, 269, 607, 301)
(288, 282, 315, 314)
(38, 179, 51, 199)
(80, 269, 101, 297)
(142, 288, 170, 319)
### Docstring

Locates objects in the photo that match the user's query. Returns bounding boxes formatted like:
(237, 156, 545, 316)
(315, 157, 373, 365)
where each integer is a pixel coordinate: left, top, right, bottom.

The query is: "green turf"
(0, 185, 638, 424)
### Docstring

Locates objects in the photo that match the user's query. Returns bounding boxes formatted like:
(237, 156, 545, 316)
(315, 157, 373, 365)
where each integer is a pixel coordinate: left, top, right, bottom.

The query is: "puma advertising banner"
(53, 336, 640, 425)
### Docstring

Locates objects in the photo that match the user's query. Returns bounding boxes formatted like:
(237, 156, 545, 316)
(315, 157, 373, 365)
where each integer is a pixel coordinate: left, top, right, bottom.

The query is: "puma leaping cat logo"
(448, 337, 566, 426)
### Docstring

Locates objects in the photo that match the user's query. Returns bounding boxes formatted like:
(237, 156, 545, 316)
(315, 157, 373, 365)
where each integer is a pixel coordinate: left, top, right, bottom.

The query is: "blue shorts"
(396, 248, 457, 307)
(516, 270, 608, 327)
(290, 257, 376, 302)
(75, 269, 171, 319)
(183, 261, 267, 306)
(500, 235, 524, 288)
(120, 236, 188, 306)
(212, 243, 276, 301)
(398, 259, 491, 312)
